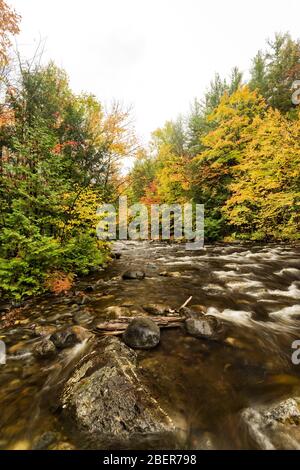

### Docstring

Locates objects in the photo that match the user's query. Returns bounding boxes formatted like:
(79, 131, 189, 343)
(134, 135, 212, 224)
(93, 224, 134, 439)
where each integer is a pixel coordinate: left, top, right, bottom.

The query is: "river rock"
(34, 325, 57, 337)
(60, 337, 175, 448)
(32, 431, 59, 450)
(50, 329, 78, 349)
(142, 303, 171, 315)
(241, 398, 300, 450)
(159, 271, 181, 278)
(104, 305, 131, 319)
(123, 318, 160, 349)
(180, 307, 204, 319)
(34, 339, 57, 359)
(73, 310, 94, 325)
(185, 316, 220, 340)
(122, 270, 146, 280)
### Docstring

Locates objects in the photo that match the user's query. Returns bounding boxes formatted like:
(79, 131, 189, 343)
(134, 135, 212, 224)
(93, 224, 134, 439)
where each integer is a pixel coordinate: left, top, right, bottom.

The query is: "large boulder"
(240, 398, 300, 450)
(60, 337, 175, 449)
(123, 318, 160, 350)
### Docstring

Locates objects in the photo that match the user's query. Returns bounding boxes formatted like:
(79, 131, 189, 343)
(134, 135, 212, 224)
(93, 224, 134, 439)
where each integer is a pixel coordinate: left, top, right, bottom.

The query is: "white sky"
(9, 0, 300, 145)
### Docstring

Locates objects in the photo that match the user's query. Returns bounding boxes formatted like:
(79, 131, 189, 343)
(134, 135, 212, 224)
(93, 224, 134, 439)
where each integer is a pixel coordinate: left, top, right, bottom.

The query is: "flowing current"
(1, 242, 300, 450)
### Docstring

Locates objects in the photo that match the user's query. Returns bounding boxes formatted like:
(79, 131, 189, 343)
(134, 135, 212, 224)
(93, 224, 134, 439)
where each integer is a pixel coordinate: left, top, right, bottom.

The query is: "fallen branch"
(179, 296, 193, 310)
(95, 315, 185, 335)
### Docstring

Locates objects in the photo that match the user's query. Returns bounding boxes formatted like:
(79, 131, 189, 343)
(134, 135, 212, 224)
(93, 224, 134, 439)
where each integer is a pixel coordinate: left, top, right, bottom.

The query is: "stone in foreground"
(123, 317, 160, 349)
(60, 337, 175, 449)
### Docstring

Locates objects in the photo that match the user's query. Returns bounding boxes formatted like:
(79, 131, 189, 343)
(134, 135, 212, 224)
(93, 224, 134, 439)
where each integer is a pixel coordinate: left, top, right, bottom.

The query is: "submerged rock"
(73, 310, 94, 325)
(185, 316, 220, 340)
(60, 337, 175, 448)
(34, 325, 57, 337)
(34, 339, 56, 359)
(142, 304, 171, 316)
(50, 329, 78, 349)
(241, 398, 300, 450)
(122, 270, 146, 280)
(123, 318, 160, 349)
(104, 305, 131, 318)
(32, 431, 59, 450)
(159, 271, 181, 278)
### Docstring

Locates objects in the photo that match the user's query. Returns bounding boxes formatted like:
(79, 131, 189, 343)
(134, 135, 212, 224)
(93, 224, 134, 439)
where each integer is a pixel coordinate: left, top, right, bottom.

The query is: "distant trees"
(129, 33, 300, 242)
(249, 33, 300, 113)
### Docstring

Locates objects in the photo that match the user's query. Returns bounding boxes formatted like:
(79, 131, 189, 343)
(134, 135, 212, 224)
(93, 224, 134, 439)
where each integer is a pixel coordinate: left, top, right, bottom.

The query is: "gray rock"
(34, 339, 56, 359)
(50, 329, 78, 349)
(123, 318, 160, 349)
(185, 316, 220, 340)
(60, 337, 175, 448)
(122, 270, 146, 280)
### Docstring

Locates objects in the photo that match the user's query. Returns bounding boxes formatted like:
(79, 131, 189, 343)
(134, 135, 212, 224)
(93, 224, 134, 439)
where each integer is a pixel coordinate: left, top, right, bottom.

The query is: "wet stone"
(60, 337, 175, 448)
(32, 431, 59, 450)
(123, 318, 160, 350)
(50, 329, 78, 349)
(122, 270, 146, 280)
(34, 325, 57, 337)
(143, 304, 171, 315)
(159, 271, 181, 278)
(33, 339, 56, 359)
(185, 316, 220, 340)
(73, 310, 94, 325)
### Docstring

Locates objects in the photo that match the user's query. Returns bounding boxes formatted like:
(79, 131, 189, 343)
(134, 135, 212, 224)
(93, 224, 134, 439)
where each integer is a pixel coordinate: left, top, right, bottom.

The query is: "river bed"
(1, 241, 300, 450)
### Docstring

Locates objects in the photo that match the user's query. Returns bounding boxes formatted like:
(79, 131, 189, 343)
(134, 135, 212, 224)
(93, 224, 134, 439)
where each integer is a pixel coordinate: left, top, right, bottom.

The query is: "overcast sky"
(9, 0, 300, 145)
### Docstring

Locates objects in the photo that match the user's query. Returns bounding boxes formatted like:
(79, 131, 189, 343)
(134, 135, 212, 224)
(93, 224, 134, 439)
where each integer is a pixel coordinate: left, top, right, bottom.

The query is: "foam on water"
(268, 282, 300, 299)
(206, 307, 252, 325)
(276, 268, 300, 277)
(269, 305, 300, 320)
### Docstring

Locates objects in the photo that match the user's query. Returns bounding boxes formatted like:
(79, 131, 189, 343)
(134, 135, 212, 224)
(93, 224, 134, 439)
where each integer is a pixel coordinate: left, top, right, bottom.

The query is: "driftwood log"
(95, 315, 185, 336)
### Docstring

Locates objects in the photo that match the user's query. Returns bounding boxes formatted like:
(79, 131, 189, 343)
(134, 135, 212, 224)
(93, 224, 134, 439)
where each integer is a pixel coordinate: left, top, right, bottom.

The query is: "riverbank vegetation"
(0, 1, 137, 299)
(129, 33, 300, 243)
(1, 0, 300, 301)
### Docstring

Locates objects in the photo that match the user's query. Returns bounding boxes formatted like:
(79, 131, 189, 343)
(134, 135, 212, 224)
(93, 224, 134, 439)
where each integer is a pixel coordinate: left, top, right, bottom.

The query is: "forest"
(129, 34, 300, 243)
(0, 0, 300, 302)
(0, 1, 137, 299)
(1, 0, 300, 454)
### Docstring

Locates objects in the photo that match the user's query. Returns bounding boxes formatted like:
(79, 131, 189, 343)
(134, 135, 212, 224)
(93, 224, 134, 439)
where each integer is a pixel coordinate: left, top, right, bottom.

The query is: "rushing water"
(1, 242, 300, 450)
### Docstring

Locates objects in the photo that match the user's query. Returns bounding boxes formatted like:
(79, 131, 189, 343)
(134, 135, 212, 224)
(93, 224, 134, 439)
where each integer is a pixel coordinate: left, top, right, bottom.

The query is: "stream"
(1, 241, 300, 450)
